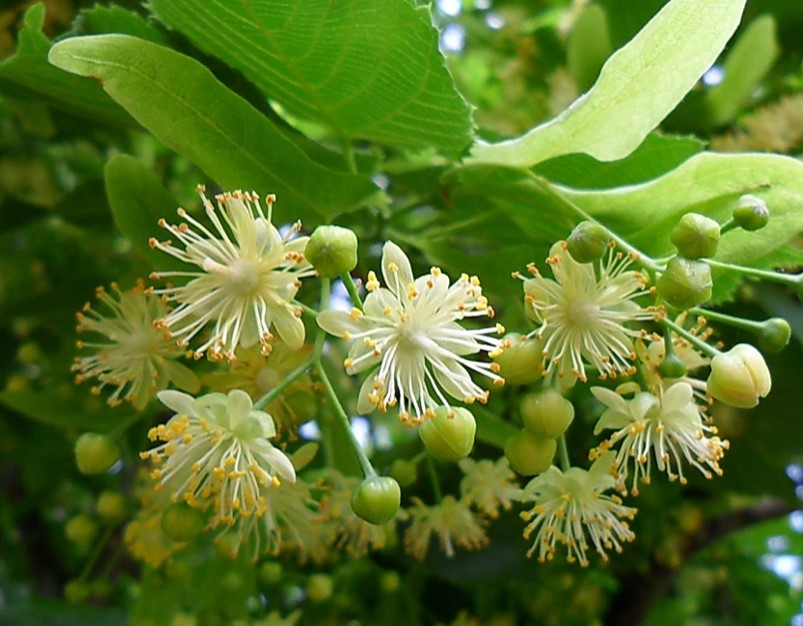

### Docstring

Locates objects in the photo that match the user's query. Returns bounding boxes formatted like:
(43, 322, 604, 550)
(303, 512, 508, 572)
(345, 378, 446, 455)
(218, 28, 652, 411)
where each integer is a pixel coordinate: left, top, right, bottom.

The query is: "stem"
(293, 300, 318, 321)
(342, 141, 357, 174)
(662, 317, 721, 358)
(719, 218, 738, 235)
(339, 271, 364, 312)
(425, 455, 443, 502)
(315, 359, 376, 479)
(705, 259, 802, 286)
(252, 357, 313, 411)
(557, 435, 571, 472)
(313, 277, 331, 358)
(78, 522, 116, 582)
(689, 307, 765, 333)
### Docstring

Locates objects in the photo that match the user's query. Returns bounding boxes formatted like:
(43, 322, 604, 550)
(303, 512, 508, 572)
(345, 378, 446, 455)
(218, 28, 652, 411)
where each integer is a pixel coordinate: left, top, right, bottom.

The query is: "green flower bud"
(74, 432, 120, 475)
(493, 333, 544, 385)
(259, 561, 284, 586)
(388, 458, 418, 487)
(65, 514, 97, 546)
(95, 491, 127, 522)
(669, 213, 720, 259)
(520, 389, 574, 438)
(304, 225, 359, 278)
(707, 343, 771, 409)
(418, 406, 476, 462)
(351, 475, 401, 525)
(504, 430, 557, 476)
(64, 580, 90, 604)
(656, 257, 713, 309)
(306, 573, 334, 603)
(757, 318, 791, 354)
(566, 221, 611, 263)
(380, 571, 401, 593)
(658, 351, 688, 379)
(733, 195, 769, 231)
(160, 502, 206, 541)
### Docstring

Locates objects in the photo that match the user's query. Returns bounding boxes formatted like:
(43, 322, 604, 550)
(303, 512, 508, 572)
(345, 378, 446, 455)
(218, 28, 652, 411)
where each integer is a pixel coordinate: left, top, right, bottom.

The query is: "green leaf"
(48, 34, 379, 224)
(77, 5, 167, 43)
(566, 3, 612, 92)
(0, 3, 134, 128)
(704, 15, 779, 127)
(148, 0, 472, 156)
(469, 0, 746, 167)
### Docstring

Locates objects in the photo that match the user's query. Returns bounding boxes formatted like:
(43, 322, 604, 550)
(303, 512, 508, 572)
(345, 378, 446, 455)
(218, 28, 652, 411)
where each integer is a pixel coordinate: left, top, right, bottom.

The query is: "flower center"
(225, 259, 261, 295)
(567, 298, 599, 328)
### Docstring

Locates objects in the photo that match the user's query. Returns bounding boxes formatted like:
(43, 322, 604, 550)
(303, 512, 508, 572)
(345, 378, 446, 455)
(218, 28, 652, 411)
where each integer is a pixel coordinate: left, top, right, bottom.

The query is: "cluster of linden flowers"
(71, 186, 788, 573)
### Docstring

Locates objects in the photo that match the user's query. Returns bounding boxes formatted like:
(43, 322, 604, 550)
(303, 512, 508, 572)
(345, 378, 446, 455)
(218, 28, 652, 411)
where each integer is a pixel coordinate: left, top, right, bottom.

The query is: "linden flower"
(404, 495, 488, 559)
(458, 457, 519, 518)
(141, 389, 295, 530)
(317, 241, 504, 424)
(519, 241, 657, 384)
(519, 453, 636, 565)
(150, 186, 315, 361)
(73, 281, 199, 410)
(591, 382, 729, 494)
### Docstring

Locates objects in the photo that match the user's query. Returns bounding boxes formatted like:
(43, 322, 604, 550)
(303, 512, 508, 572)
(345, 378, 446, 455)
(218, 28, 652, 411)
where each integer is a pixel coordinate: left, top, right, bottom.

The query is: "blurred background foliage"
(0, 0, 801, 625)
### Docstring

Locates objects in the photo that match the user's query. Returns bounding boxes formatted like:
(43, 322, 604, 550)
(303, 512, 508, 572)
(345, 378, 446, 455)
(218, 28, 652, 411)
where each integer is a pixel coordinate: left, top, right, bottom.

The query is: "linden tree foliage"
(1, 0, 802, 625)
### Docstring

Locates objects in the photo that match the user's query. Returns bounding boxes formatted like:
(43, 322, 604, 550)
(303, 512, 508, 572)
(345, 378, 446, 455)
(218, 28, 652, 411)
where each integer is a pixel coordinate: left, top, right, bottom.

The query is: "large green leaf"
(148, 0, 472, 157)
(0, 3, 133, 128)
(469, 0, 746, 167)
(47, 34, 379, 224)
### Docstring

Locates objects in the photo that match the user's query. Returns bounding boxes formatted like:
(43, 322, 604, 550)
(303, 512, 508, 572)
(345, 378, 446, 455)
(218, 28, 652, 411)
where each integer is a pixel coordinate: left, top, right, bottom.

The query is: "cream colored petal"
(356, 373, 379, 414)
(381, 241, 415, 298)
(272, 308, 306, 350)
(157, 389, 197, 416)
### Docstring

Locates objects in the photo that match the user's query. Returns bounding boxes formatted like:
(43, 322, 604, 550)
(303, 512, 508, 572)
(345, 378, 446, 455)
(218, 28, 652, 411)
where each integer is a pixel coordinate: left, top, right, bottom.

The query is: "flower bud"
(388, 458, 418, 487)
(504, 430, 557, 476)
(65, 513, 98, 546)
(351, 475, 401, 525)
(74, 432, 120, 475)
(304, 225, 359, 278)
(658, 351, 687, 379)
(259, 562, 283, 586)
(656, 257, 713, 309)
(160, 502, 206, 541)
(307, 573, 334, 603)
(520, 389, 574, 438)
(757, 318, 791, 354)
(96, 491, 127, 522)
(733, 195, 769, 231)
(493, 333, 544, 385)
(566, 221, 610, 263)
(64, 580, 90, 604)
(418, 406, 476, 462)
(707, 343, 771, 408)
(669, 213, 720, 259)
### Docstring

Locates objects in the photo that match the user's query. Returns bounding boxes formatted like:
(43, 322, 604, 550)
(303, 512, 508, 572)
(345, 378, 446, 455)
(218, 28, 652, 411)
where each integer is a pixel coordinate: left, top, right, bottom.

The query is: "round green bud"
(74, 432, 120, 475)
(656, 257, 713, 310)
(96, 491, 127, 522)
(520, 389, 574, 438)
(669, 213, 720, 259)
(65, 514, 98, 545)
(160, 502, 206, 542)
(350, 475, 401, 525)
(757, 318, 791, 354)
(388, 458, 418, 487)
(707, 343, 771, 409)
(304, 225, 359, 279)
(259, 561, 284, 586)
(658, 351, 687, 379)
(493, 333, 544, 385)
(306, 573, 334, 603)
(504, 430, 557, 476)
(733, 195, 769, 231)
(566, 221, 610, 263)
(380, 571, 401, 593)
(64, 580, 90, 604)
(418, 406, 476, 462)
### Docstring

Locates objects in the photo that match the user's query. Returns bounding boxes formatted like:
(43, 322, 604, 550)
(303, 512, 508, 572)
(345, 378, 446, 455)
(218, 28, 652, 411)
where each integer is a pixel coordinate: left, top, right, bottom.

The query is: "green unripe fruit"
(418, 406, 476, 462)
(96, 491, 127, 521)
(707, 343, 771, 409)
(388, 458, 418, 487)
(658, 351, 687, 379)
(64, 580, 90, 604)
(351, 475, 401, 525)
(504, 430, 557, 476)
(669, 213, 720, 259)
(493, 333, 544, 385)
(65, 513, 98, 545)
(520, 389, 574, 438)
(259, 561, 284, 586)
(566, 221, 610, 263)
(306, 573, 334, 603)
(757, 318, 791, 354)
(733, 195, 769, 231)
(160, 502, 206, 541)
(304, 225, 359, 279)
(656, 257, 713, 310)
(74, 432, 120, 475)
